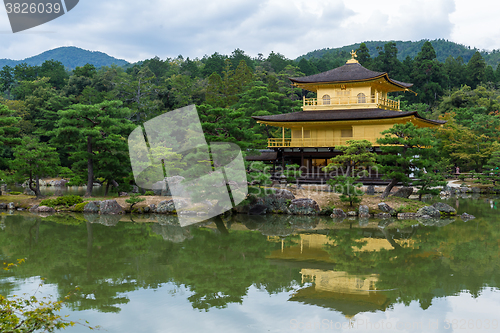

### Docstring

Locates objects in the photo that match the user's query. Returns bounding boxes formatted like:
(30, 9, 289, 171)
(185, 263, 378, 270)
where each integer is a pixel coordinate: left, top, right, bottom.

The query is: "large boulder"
(37, 206, 56, 213)
(288, 198, 320, 215)
(416, 205, 441, 218)
(24, 188, 35, 195)
(29, 204, 39, 212)
(271, 188, 295, 200)
(331, 208, 346, 218)
(432, 202, 456, 215)
(0, 203, 7, 210)
(391, 186, 413, 199)
(255, 194, 290, 214)
(7, 202, 15, 210)
(358, 205, 370, 218)
(54, 179, 69, 187)
(152, 176, 186, 196)
(83, 201, 101, 213)
(378, 202, 394, 214)
(99, 200, 124, 215)
(156, 200, 177, 214)
(248, 204, 268, 215)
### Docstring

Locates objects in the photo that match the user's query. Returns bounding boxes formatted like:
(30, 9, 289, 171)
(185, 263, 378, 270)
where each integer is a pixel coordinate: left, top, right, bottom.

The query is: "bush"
(144, 191, 154, 196)
(9, 191, 22, 195)
(73, 202, 88, 212)
(40, 195, 83, 207)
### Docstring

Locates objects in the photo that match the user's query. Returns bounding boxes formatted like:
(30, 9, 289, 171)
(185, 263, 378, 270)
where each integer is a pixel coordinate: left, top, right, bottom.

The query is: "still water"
(1, 196, 500, 333)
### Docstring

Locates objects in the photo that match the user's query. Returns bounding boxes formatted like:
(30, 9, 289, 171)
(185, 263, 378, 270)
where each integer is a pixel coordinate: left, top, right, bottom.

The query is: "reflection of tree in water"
(323, 219, 500, 311)
(168, 218, 302, 311)
(0, 214, 303, 313)
(0, 215, 177, 313)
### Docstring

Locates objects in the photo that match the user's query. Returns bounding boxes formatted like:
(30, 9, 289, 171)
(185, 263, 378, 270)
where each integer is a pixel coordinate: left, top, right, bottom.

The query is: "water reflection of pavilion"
(267, 232, 410, 317)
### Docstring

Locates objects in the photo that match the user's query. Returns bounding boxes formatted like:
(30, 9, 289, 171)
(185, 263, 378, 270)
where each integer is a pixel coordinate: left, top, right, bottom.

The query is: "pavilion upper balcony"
(302, 94, 400, 111)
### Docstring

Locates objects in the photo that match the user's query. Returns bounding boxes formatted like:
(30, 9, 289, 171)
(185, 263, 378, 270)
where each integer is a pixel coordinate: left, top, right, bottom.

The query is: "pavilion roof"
(252, 109, 445, 125)
(290, 62, 413, 89)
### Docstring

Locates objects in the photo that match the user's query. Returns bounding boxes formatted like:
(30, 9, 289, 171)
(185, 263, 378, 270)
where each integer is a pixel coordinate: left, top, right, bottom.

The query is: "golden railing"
(303, 95, 400, 110)
(268, 137, 378, 148)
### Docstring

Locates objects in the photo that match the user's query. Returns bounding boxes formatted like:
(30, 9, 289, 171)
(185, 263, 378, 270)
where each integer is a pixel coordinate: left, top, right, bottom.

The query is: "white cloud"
(0, 0, 498, 63)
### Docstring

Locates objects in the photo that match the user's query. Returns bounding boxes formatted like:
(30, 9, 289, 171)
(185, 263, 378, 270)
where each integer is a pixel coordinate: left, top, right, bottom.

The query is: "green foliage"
(144, 191, 154, 196)
(482, 151, 500, 186)
(9, 191, 21, 195)
(73, 202, 88, 212)
(11, 136, 60, 198)
(376, 123, 439, 198)
(328, 175, 363, 206)
(125, 193, 145, 210)
(66, 175, 86, 186)
(323, 140, 377, 205)
(0, 259, 92, 333)
(40, 195, 83, 208)
(282, 164, 302, 183)
(247, 161, 272, 187)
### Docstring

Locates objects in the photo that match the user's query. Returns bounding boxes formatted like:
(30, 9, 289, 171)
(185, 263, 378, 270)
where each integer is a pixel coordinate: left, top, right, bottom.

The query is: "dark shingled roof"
(245, 151, 278, 161)
(290, 63, 413, 88)
(252, 109, 446, 125)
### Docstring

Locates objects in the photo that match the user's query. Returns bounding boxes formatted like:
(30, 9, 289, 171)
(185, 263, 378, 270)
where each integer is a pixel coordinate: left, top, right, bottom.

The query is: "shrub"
(73, 202, 88, 212)
(126, 193, 145, 210)
(40, 195, 83, 207)
(145, 191, 155, 196)
(9, 191, 22, 195)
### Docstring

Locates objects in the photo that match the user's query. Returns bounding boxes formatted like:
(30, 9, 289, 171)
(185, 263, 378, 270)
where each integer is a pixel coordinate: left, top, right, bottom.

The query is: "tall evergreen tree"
(54, 100, 134, 197)
(467, 51, 486, 88)
(356, 43, 372, 67)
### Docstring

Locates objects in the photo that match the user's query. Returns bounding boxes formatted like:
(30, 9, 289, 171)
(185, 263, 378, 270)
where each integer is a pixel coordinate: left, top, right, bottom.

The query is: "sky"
(0, 0, 499, 63)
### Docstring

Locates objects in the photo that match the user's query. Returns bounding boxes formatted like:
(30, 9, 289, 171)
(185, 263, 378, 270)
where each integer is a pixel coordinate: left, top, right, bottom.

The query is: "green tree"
(54, 100, 134, 197)
(411, 41, 448, 105)
(467, 51, 486, 88)
(376, 123, 437, 198)
(0, 103, 20, 146)
(39, 59, 69, 90)
(356, 43, 372, 67)
(323, 140, 377, 206)
(12, 137, 60, 198)
(482, 151, 500, 186)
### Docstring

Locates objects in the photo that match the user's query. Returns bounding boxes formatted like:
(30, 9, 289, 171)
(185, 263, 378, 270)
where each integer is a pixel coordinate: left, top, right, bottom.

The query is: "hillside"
(0, 46, 129, 70)
(298, 39, 500, 68)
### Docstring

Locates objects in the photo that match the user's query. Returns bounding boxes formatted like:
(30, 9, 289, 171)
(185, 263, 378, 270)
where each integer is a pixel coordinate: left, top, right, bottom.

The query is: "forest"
(0, 40, 499, 195)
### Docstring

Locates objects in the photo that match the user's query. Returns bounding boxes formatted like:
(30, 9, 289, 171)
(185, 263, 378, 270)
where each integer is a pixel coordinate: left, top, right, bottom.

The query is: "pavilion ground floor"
(246, 147, 393, 185)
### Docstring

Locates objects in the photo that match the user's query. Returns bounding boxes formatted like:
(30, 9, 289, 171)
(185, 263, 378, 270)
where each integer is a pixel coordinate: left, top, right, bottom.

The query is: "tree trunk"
(105, 181, 110, 197)
(85, 136, 93, 198)
(381, 178, 398, 199)
(28, 171, 42, 198)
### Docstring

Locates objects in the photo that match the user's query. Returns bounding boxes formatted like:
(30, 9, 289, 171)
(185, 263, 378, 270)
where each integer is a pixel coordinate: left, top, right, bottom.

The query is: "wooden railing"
(268, 137, 378, 148)
(303, 95, 400, 111)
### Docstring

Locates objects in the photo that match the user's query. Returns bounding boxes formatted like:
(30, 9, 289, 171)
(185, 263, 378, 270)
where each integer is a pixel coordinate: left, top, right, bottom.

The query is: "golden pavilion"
(251, 51, 445, 182)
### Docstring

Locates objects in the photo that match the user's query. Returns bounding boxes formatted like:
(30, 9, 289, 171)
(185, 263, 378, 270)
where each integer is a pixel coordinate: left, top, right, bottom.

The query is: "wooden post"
(282, 127, 285, 147)
(302, 126, 304, 147)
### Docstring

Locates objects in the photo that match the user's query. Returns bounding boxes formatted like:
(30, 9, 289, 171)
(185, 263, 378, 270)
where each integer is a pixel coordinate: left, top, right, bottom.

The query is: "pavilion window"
(341, 128, 353, 137)
(322, 94, 331, 105)
(357, 93, 366, 103)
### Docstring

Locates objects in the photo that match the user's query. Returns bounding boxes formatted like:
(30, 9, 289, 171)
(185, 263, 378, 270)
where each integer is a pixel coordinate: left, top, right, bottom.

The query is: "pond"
(1, 196, 500, 333)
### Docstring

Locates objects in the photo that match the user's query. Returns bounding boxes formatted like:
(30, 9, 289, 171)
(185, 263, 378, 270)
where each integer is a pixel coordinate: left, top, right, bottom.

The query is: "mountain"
(298, 39, 500, 68)
(0, 46, 129, 70)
